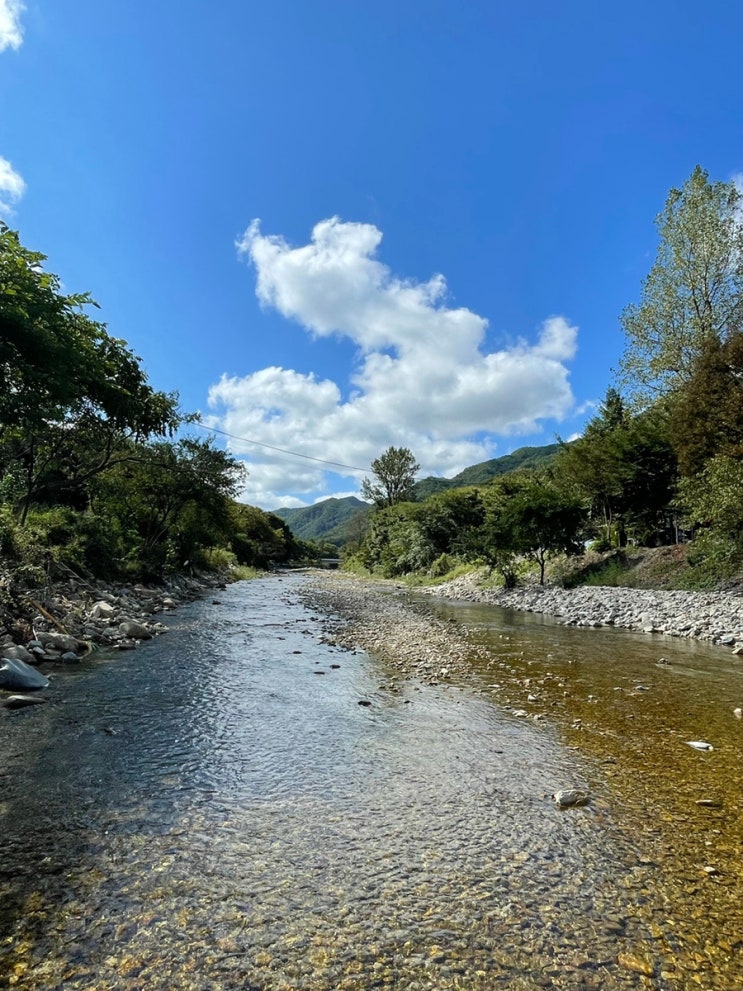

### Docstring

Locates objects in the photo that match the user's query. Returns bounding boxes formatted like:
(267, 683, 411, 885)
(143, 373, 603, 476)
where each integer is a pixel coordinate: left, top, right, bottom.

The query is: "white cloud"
(0, 155, 25, 217)
(215, 217, 578, 507)
(0, 0, 23, 52)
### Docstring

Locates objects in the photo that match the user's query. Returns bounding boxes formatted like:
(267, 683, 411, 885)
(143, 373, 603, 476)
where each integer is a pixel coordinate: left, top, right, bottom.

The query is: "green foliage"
(0, 223, 182, 524)
(554, 393, 678, 547)
(274, 496, 369, 544)
(230, 503, 303, 568)
(670, 330, 743, 477)
(361, 446, 420, 508)
(619, 166, 743, 403)
(477, 472, 585, 585)
(92, 437, 246, 578)
(412, 444, 561, 499)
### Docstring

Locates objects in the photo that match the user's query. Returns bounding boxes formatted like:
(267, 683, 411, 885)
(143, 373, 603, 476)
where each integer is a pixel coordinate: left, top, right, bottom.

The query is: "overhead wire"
(195, 422, 369, 473)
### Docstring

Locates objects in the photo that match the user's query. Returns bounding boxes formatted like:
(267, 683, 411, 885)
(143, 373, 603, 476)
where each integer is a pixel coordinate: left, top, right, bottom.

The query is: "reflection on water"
(1, 574, 739, 988)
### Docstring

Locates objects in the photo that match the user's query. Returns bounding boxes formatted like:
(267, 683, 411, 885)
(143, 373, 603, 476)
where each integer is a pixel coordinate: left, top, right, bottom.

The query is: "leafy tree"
(0, 224, 181, 522)
(478, 473, 584, 585)
(678, 455, 743, 579)
(619, 166, 743, 402)
(555, 393, 677, 546)
(93, 438, 246, 578)
(230, 503, 303, 568)
(504, 476, 585, 584)
(670, 329, 743, 477)
(361, 446, 420, 508)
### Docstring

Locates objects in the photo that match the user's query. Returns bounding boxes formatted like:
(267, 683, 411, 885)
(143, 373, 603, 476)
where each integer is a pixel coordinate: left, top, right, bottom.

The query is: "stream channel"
(1, 572, 742, 990)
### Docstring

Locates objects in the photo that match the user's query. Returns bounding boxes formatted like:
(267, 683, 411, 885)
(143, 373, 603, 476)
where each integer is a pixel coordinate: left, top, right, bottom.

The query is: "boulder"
(118, 619, 152, 640)
(2, 644, 37, 665)
(0, 657, 50, 691)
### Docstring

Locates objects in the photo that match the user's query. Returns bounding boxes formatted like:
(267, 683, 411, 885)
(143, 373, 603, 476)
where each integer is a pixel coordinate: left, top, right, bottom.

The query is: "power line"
(196, 423, 369, 473)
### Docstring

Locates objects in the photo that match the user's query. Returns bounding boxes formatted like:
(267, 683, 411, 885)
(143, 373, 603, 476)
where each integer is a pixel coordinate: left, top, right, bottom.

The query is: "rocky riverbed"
(0, 572, 225, 704)
(302, 567, 743, 680)
(301, 572, 492, 685)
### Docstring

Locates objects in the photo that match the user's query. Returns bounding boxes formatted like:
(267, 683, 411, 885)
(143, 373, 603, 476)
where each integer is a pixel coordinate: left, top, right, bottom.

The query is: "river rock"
(4, 693, 47, 709)
(552, 789, 589, 808)
(37, 632, 81, 654)
(1, 644, 37, 665)
(118, 619, 152, 639)
(90, 600, 115, 619)
(0, 657, 50, 691)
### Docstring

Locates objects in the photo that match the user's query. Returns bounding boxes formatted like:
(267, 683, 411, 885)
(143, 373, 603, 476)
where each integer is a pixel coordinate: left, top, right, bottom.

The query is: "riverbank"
(302, 571, 492, 686)
(0, 571, 227, 699)
(424, 570, 743, 652)
(304, 567, 743, 664)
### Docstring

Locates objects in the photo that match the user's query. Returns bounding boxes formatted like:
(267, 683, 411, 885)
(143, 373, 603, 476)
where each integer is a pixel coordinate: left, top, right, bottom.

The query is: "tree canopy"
(361, 446, 420, 508)
(619, 166, 743, 403)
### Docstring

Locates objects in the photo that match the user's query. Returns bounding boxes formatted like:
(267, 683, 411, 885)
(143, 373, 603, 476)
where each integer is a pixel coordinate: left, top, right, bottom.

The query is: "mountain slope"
(275, 496, 369, 543)
(277, 443, 561, 545)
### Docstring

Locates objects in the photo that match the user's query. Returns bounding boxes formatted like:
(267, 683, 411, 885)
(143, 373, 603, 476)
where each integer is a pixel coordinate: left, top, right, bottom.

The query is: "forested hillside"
(275, 496, 369, 544)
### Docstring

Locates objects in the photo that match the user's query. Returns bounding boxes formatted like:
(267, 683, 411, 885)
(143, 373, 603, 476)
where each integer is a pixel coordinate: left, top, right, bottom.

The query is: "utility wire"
(196, 422, 369, 473)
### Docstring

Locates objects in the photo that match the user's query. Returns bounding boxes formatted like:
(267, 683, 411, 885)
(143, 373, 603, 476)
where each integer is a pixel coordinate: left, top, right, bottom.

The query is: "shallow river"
(1, 573, 741, 990)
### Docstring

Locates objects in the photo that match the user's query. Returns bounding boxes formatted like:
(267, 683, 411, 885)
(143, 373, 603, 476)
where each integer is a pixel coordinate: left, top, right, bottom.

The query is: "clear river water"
(1, 572, 742, 990)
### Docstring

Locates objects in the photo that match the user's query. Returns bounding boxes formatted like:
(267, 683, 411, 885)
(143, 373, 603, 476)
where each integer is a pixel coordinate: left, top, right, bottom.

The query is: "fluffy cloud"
(0, 155, 25, 217)
(212, 217, 578, 508)
(0, 0, 23, 52)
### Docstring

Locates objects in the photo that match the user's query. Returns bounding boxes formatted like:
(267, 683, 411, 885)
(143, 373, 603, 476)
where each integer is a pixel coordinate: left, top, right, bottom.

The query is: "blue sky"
(1, 1, 742, 508)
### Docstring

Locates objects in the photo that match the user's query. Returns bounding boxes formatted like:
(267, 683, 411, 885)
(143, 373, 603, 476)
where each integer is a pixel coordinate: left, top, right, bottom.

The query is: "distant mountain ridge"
(275, 496, 369, 545)
(412, 442, 561, 498)
(275, 443, 560, 545)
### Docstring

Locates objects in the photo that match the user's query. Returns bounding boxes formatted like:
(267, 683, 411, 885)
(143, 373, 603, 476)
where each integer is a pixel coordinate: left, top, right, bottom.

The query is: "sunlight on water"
(2, 573, 740, 989)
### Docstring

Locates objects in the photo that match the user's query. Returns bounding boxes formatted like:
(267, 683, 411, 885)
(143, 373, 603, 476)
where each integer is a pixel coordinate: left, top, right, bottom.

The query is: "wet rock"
(118, 619, 152, 640)
(358, 699, 372, 707)
(0, 657, 50, 691)
(37, 632, 80, 654)
(2, 644, 37, 664)
(4, 693, 47, 709)
(552, 789, 589, 809)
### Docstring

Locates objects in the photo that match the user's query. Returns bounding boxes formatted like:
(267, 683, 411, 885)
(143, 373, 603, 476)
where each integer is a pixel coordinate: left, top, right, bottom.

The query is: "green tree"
(478, 473, 584, 585)
(93, 438, 246, 578)
(555, 393, 677, 547)
(0, 224, 181, 522)
(361, 446, 420, 508)
(619, 166, 743, 402)
(669, 329, 743, 478)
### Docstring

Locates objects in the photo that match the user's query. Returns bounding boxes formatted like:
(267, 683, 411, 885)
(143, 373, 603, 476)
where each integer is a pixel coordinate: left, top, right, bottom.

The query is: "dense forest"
(3, 165, 742, 594)
(347, 167, 743, 589)
(0, 223, 325, 589)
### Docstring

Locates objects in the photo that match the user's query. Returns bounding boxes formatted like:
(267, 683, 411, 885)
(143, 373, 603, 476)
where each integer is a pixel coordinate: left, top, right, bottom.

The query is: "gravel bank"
(423, 571, 743, 651)
(302, 572, 490, 684)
